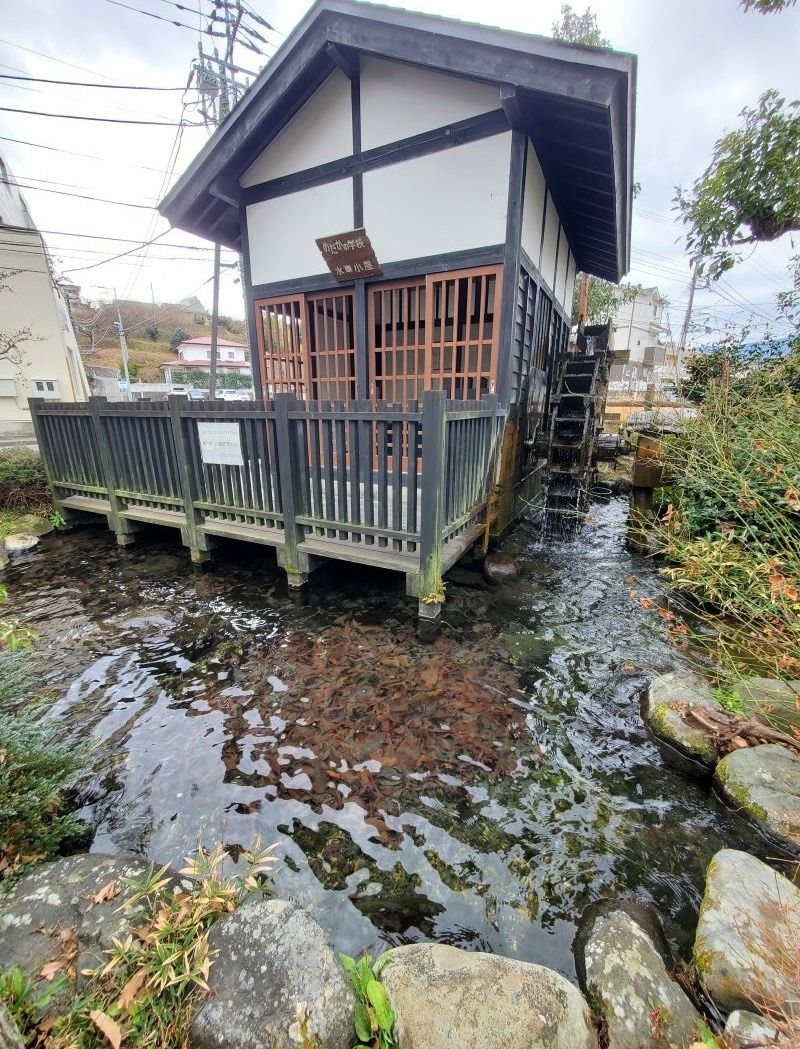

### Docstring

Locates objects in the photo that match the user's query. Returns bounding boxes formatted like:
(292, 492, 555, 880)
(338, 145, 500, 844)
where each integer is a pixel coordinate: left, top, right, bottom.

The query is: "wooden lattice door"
(367, 265, 501, 408)
(254, 296, 309, 398)
(305, 291, 357, 402)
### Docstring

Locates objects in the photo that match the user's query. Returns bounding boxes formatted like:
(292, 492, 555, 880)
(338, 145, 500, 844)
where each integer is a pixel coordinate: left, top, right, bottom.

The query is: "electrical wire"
(1, 177, 157, 211)
(0, 73, 189, 90)
(0, 104, 202, 127)
(0, 135, 191, 175)
(0, 36, 115, 79)
(103, 0, 205, 33)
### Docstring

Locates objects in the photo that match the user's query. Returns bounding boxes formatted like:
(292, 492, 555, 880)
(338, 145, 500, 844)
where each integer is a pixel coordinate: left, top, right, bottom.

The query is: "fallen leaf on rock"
(37, 960, 62, 981)
(89, 1009, 123, 1049)
(88, 880, 120, 909)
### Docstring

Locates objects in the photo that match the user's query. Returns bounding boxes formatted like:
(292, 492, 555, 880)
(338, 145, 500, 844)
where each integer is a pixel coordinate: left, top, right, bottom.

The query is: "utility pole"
(677, 259, 700, 391)
(578, 272, 591, 326)
(209, 242, 221, 400)
(114, 292, 131, 402)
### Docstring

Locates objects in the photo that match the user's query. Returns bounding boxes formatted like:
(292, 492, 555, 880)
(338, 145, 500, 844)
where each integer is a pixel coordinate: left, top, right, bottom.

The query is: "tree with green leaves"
(551, 4, 610, 46)
(741, 0, 796, 11)
(675, 90, 800, 279)
(571, 276, 641, 325)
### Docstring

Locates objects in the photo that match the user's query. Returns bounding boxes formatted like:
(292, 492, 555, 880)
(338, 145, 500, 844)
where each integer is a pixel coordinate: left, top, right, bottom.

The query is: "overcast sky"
(1, 0, 798, 344)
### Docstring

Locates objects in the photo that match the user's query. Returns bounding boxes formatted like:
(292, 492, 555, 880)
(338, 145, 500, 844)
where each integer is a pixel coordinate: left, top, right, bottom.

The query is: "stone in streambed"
(579, 908, 701, 1049)
(482, 553, 519, 584)
(714, 743, 800, 856)
(188, 898, 355, 1049)
(379, 942, 595, 1049)
(643, 672, 724, 768)
(694, 848, 800, 1015)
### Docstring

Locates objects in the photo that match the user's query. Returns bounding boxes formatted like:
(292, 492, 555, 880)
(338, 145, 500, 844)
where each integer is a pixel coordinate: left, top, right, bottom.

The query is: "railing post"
(27, 398, 60, 515)
(418, 389, 446, 620)
(167, 397, 212, 564)
(88, 396, 137, 547)
(273, 392, 309, 587)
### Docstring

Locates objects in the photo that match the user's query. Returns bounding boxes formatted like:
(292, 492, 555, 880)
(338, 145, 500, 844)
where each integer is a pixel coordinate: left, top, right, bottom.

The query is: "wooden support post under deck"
(167, 397, 213, 564)
(88, 397, 138, 546)
(417, 389, 446, 620)
(273, 392, 309, 587)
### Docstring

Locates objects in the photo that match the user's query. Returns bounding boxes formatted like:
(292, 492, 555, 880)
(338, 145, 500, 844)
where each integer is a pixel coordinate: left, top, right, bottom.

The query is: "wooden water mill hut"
(30, 0, 636, 620)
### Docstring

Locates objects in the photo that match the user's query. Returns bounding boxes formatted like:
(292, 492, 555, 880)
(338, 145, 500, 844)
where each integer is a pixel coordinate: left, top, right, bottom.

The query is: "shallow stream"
(4, 501, 769, 980)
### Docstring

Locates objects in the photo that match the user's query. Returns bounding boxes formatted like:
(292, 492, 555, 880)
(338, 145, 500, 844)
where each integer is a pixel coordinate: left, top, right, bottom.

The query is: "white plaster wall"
(240, 71, 352, 188)
(360, 57, 500, 151)
(0, 228, 89, 431)
(520, 142, 546, 267)
(564, 252, 577, 316)
(363, 133, 510, 264)
(540, 192, 560, 294)
(247, 180, 354, 285)
(554, 229, 570, 313)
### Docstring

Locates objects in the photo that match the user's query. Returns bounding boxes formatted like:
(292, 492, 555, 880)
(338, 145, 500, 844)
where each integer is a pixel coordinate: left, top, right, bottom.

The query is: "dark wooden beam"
(499, 86, 524, 131)
(249, 244, 505, 300)
(496, 127, 527, 408)
(326, 41, 359, 80)
(210, 176, 244, 207)
(240, 108, 509, 206)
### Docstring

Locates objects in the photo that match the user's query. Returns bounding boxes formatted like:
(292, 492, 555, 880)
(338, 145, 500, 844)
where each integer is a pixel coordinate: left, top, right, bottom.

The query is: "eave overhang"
(159, 0, 636, 284)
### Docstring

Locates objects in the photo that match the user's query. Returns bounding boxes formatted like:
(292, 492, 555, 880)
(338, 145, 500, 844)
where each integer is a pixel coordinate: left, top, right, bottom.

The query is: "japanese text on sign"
(315, 227, 382, 281)
(197, 421, 244, 467)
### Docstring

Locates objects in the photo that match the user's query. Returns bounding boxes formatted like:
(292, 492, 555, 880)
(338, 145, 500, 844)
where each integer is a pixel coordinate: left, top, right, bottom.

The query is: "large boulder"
(0, 853, 162, 985)
(694, 849, 800, 1015)
(579, 908, 701, 1049)
(643, 672, 723, 768)
(379, 942, 595, 1049)
(189, 898, 355, 1049)
(714, 744, 800, 856)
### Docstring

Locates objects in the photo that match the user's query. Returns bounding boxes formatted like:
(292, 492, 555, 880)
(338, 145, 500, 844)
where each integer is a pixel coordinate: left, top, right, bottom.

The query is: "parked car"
(170, 385, 190, 397)
(218, 389, 253, 401)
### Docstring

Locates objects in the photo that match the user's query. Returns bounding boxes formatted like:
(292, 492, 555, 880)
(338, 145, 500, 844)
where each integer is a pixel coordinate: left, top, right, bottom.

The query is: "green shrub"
(656, 346, 800, 679)
(0, 449, 49, 513)
(0, 651, 87, 879)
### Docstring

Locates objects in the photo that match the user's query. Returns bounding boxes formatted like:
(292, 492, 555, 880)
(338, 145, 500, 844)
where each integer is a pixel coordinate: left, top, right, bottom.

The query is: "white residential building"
(160, 336, 251, 384)
(0, 154, 89, 438)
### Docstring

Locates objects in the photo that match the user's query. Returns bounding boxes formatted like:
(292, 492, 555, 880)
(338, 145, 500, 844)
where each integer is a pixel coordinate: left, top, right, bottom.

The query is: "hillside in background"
(70, 298, 248, 382)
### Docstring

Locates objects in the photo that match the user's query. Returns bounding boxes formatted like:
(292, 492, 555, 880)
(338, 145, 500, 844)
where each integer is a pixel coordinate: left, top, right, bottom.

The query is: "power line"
(2, 176, 157, 210)
(0, 135, 185, 175)
(0, 104, 201, 127)
(0, 36, 115, 79)
(0, 72, 190, 91)
(103, 0, 205, 33)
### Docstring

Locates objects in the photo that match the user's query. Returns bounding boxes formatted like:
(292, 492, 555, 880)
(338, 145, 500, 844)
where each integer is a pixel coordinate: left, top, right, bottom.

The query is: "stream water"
(3, 500, 769, 981)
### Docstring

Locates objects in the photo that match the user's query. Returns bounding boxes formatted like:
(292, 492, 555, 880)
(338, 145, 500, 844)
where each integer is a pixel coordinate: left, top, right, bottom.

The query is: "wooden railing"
(29, 392, 502, 612)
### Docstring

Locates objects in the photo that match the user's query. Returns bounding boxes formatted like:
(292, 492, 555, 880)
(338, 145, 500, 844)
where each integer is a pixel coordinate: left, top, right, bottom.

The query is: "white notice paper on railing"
(197, 421, 244, 466)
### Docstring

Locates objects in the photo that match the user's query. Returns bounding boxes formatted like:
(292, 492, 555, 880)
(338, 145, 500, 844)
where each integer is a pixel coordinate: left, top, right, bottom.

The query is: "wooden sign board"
(316, 228, 383, 281)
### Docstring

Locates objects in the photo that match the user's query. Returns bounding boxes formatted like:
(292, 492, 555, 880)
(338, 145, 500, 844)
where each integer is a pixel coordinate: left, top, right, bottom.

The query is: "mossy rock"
(714, 744, 800, 856)
(694, 849, 800, 1015)
(8, 514, 53, 537)
(643, 672, 723, 768)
